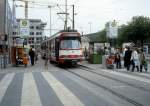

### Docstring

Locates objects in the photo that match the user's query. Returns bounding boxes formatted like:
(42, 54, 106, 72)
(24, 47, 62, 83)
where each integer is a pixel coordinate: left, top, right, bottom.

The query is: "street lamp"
(48, 5, 52, 36)
(47, 5, 53, 62)
(88, 22, 92, 33)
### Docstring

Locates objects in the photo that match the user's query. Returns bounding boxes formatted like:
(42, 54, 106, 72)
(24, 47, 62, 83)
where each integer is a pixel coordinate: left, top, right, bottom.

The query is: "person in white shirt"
(131, 48, 140, 72)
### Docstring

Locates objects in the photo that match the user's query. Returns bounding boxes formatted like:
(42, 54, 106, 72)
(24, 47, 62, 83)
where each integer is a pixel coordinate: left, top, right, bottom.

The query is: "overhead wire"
(15, 0, 77, 31)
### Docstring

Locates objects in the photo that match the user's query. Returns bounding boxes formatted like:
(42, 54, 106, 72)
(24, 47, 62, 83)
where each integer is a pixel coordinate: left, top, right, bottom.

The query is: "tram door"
(55, 38, 59, 61)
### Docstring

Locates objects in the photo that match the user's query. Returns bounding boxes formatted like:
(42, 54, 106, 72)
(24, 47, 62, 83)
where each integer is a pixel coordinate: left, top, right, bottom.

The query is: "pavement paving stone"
(80, 61, 150, 75)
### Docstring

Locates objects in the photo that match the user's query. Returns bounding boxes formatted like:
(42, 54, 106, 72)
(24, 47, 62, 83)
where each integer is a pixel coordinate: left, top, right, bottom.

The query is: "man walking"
(124, 47, 132, 71)
(29, 48, 35, 66)
(139, 49, 145, 72)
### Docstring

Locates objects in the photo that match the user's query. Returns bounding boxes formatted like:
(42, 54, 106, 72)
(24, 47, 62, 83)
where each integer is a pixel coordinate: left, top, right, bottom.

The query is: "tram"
(41, 30, 84, 65)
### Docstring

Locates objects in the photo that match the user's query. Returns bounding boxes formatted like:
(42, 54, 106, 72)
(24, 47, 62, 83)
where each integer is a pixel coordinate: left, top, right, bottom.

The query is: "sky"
(14, 0, 150, 36)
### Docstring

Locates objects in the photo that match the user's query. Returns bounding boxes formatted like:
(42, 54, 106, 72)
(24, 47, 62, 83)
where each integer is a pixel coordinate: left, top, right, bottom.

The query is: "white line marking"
(0, 73, 15, 103)
(21, 73, 42, 106)
(42, 72, 85, 106)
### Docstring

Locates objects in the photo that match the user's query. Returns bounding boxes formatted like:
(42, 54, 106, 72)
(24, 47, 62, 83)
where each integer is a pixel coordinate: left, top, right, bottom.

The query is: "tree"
(118, 16, 150, 46)
(96, 29, 107, 43)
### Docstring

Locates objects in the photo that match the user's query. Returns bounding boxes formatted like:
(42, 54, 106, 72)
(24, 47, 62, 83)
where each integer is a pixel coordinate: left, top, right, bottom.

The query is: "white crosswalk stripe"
(42, 72, 85, 106)
(0, 73, 15, 103)
(21, 73, 42, 106)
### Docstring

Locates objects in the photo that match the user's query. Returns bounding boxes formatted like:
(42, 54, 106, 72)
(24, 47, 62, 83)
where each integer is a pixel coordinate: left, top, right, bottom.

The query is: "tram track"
(78, 65, 150, 93)
(81, 64, 150, 80)
(114, 70, 150, 80)
(63, 67, 143, 106)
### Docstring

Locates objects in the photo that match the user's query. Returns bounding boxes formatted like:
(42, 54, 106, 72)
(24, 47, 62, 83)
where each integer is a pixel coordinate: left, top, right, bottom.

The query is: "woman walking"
(131, 48, 140, 72)
(139, 49, 145, 72)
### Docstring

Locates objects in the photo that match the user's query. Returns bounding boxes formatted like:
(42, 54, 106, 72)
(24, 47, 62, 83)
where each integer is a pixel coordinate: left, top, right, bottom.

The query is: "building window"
(39, 37, 42, 41)
(30, 26, 34, 29)
(14, 26, 18, 29)
(36, 41, 39, 44)
(30, 32, 34, 35)
(36, 32, 42, 35)
(13, 32, 17, 35)
(36, 26, 40, 30)
(28, 37, 34, 41)
(31, 45, 34, 48)
(36, 38, 39, 40)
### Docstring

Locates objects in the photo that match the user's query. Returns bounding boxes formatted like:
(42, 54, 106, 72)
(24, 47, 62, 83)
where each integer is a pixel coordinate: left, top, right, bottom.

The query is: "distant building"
(12, 19, 46, 50)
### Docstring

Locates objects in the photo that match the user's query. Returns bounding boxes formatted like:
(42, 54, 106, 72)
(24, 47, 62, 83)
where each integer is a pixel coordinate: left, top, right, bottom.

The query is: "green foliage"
(118, 16, 150, 46)
(96, 29, 107, 43)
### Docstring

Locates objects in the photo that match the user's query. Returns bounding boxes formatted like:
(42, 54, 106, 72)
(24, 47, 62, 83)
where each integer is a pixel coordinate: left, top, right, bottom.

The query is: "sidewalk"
(0, 57, 46, 73)
(80, 60, 150, 74)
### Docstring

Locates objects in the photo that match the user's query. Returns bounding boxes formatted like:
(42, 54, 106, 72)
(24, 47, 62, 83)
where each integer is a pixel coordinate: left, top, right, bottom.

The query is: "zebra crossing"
(1, 68, 149, 106)
(0, 72, 85, 106)
(21, 73, 42, 106)
(0, 73, 15, 103)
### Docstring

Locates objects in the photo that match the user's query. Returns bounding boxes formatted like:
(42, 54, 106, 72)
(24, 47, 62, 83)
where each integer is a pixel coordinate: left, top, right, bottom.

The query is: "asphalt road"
(0, 59, 150, 106)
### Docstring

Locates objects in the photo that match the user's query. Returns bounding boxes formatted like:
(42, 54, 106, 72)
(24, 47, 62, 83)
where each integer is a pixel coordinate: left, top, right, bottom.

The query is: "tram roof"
(43, 30, 80, 42)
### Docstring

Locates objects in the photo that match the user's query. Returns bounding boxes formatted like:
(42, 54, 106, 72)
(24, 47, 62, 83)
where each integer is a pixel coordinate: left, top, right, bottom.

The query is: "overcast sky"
(15, 0, 150, 36)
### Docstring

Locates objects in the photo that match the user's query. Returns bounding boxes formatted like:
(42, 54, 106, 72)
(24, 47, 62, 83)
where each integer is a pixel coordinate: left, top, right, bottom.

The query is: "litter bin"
(89, 54, 102, 64)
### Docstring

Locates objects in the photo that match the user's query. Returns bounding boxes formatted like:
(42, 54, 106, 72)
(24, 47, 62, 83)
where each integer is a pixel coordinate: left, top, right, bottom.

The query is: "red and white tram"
(41, 30, 84, 65)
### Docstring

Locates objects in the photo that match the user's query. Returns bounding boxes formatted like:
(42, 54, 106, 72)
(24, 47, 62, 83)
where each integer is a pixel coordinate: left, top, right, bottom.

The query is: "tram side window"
(51, 40, 55, 50)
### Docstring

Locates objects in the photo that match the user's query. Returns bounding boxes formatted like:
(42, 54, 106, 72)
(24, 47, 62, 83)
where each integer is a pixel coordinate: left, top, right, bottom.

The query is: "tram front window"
(60, 39, 81, 49)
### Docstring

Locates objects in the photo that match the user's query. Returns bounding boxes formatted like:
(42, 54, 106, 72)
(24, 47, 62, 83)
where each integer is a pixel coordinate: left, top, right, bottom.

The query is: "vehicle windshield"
(60, 39, 81, 49)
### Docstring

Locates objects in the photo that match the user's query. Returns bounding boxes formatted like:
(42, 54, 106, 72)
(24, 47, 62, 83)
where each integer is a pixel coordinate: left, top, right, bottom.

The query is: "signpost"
(20, 19, 30, 37)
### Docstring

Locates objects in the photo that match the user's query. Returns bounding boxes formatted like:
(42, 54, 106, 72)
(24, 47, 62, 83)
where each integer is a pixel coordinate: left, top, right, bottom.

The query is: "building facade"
(0, 0, 14, 68)
(13, 19, 46, 51)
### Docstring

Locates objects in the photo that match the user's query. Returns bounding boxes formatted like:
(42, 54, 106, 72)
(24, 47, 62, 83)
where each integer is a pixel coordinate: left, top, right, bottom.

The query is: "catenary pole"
(72, 5, 75, 30)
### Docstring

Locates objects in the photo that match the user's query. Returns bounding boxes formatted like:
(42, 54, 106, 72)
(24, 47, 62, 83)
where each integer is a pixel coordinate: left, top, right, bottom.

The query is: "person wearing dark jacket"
(124, 47, 132, 71)
(115, 52, 121, 69)
(29, 48, 35, 66)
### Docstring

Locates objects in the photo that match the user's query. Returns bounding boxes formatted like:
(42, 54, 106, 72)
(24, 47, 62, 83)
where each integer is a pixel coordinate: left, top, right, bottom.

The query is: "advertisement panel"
(106, 21, 118, 38)
(20, 28, 30, 36)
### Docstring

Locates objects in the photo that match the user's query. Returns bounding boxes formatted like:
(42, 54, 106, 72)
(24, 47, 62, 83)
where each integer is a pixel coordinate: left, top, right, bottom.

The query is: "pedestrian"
(44, 52, 49, 70)
(23, 53, 29, 67)
(124, 46, 132, 71)
(115, 52, 121, 69)
(34, 51, 38, 64)
(131, 48, 140, 72)
(139, 48, 145, 72)
(29, 48, 35, 66)
(123, 47, 128, 67)
(84, 47, 88, 60)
